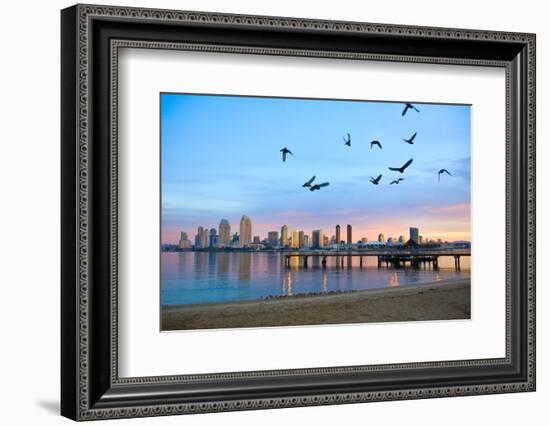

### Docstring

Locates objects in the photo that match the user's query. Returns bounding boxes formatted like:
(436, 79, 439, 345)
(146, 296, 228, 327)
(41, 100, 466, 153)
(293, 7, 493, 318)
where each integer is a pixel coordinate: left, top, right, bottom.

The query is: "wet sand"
(161, 279, 471, 331)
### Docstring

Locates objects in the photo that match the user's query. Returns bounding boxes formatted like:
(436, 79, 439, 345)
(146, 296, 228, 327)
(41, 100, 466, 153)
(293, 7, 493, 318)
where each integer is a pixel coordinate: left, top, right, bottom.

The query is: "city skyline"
(161, 94, 471, 245)
(174, 213, 468, 250)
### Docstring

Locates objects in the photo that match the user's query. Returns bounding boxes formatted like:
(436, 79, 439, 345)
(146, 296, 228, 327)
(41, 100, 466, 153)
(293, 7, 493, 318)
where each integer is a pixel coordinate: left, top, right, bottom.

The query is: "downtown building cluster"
(176, 216, 438, 251)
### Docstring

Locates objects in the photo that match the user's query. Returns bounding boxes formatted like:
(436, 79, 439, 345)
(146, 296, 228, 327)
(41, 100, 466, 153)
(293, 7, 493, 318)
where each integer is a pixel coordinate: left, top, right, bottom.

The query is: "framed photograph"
(61, 4, 536, 421)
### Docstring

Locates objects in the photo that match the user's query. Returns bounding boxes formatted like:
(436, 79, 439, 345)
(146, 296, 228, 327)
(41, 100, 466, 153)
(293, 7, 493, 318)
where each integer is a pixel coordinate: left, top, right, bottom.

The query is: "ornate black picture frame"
(61, 4, 536, 421)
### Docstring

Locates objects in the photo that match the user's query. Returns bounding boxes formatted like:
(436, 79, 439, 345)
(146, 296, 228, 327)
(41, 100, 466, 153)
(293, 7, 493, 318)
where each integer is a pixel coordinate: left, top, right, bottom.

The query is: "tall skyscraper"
(298, 230, 305, 248)
(303, 235, 310, 247)
(253, 236, 260, 243)
(409, 227, 420, 244)
(196, 226, 208, 248)
(398, 235, 405, 244)
(347, 224, 352, 245)
(280, 225, 288, 247)
(291, 231, 300, 249)
(200, 226, 209, 248)
(239, 215, 252, 247)
(312, 230, 324, 249)
(178, 232, 191, 249)
(335, 224, 341, 245)
(378, 233, 385, 243)
(218, 219, 231, 247)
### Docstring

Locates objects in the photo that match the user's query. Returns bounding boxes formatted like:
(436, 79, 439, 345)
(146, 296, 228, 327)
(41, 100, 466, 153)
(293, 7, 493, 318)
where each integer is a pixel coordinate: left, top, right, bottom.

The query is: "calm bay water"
(161, 251, 471, 306)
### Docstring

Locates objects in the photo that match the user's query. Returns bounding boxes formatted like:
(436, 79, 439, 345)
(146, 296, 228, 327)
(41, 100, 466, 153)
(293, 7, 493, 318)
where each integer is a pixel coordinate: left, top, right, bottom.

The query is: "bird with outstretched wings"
(403, 132, 417, 144)
(280, 147, 294, 162)
(343, 133, 351, 147)
(402, 103, 420, 116)
(370, 140, 382, 149)
(390, 178, 404, 185)
(438, 169, 452, 182)
(388, 158, 413, 173)
(370, 174, 382, 185)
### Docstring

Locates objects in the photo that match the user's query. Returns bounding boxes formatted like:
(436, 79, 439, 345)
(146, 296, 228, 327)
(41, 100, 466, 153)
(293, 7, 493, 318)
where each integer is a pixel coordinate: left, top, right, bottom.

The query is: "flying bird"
(390, 178, 405, 185)
(343, 133, 351, 147)
(402, 103, 420, 116)
(370, 174, 382, 185)
(302, 175, 316, 188)
(438, 168, 452, 182)
(309, 182, 330, 191)
(370, 140, 382, 149)
(280, 147, 294, 162)
(403, 132, 417, 144)
(389, 158, 413, 174)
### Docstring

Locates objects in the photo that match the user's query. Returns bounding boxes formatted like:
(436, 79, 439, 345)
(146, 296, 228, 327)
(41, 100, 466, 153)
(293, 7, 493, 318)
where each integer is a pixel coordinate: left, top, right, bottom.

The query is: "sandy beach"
(161, 278, 470, 331)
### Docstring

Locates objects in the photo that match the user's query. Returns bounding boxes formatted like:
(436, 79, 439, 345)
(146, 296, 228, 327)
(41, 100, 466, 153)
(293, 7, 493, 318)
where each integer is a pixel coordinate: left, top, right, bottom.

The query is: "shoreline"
(162, 278, 471, 331)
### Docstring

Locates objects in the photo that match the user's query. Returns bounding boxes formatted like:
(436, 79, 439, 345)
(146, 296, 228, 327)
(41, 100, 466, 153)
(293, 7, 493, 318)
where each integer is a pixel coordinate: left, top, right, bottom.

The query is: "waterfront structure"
(335, 225, 341, 246)
(378, 233, 385, 243)
(361, 237, 368, 243)
(239, 215, 252, 247)
(410, 227, 420, 244)
(281, 225, 288, 248)
(218, 219, 231, 246)
(178, 232, 191, 249)
(312, 230, 324, 249)
(253, 235, 260, 243)
(291, 230, 300, 249)
(267, 231, 279, 247)
(346, 224, 352, 245)
(298, 230, 305, 248)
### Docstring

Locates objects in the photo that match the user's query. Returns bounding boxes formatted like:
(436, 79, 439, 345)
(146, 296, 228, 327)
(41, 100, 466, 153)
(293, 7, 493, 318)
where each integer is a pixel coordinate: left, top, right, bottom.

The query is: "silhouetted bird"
(390, 178, 405, 185)
(389, 158, 413, 173)
(402, 103, 420, 116)
(280, 147, 294, 162)
(403, 132, 417, 144)
(302, 176, 316, 188)
(343, 133, 351, 147)
(309, 182, 330, 191)
(370, 140, 382, 149)
(438, 169, 452, 182)
(370, 174, 382, 185)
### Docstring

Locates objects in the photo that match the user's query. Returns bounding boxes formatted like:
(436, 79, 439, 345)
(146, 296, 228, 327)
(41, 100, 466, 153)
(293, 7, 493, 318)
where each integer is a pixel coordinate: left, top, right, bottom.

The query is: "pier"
(283, 249, 470, 271)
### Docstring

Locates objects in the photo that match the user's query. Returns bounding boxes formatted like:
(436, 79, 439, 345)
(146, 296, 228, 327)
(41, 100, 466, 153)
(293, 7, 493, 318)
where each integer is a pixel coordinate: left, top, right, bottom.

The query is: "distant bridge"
(283, 249, 470, 270)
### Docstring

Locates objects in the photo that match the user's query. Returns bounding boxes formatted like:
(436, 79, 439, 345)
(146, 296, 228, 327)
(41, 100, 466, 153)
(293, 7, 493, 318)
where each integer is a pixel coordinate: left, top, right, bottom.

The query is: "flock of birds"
(279, 102, 453, 191)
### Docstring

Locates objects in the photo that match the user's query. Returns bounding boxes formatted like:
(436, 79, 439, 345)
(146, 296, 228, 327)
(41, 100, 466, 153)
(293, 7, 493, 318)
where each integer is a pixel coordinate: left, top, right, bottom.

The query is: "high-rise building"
(398, 235, 405, 244)
(347, 224, 352, 245)
(218, 219, 231, 247)
(281, 225, 288, 247)
(201, 226, 209, 248)
(303, 235, 310, 247)
(409, 227, 420, 244)
(298, 230, 305, 248)
(239, 215, 252, 247)
(267, 231, 279, 247)
(209, 233, 219, 247)
(291, 231, 300, 248)
(419, 235, 424, 244)
(335, 225, 341, 246)
(378, 233, 385, 243)
(253, 235, 260, 244)
(312, 230, 324, 249)
(178, 232, 191, 249)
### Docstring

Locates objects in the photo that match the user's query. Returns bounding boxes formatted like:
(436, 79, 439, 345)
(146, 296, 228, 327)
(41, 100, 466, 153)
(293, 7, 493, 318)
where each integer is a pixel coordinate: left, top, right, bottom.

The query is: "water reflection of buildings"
(216, 252, 230, 276)
(390, 272, 400, 287)
(238, 252, 252, 281)
(282, 271, 293, 296)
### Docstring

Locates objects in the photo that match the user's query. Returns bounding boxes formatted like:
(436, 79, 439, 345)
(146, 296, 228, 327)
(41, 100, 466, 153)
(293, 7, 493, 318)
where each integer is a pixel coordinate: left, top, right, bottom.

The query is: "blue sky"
(161, 93, 471, 243)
